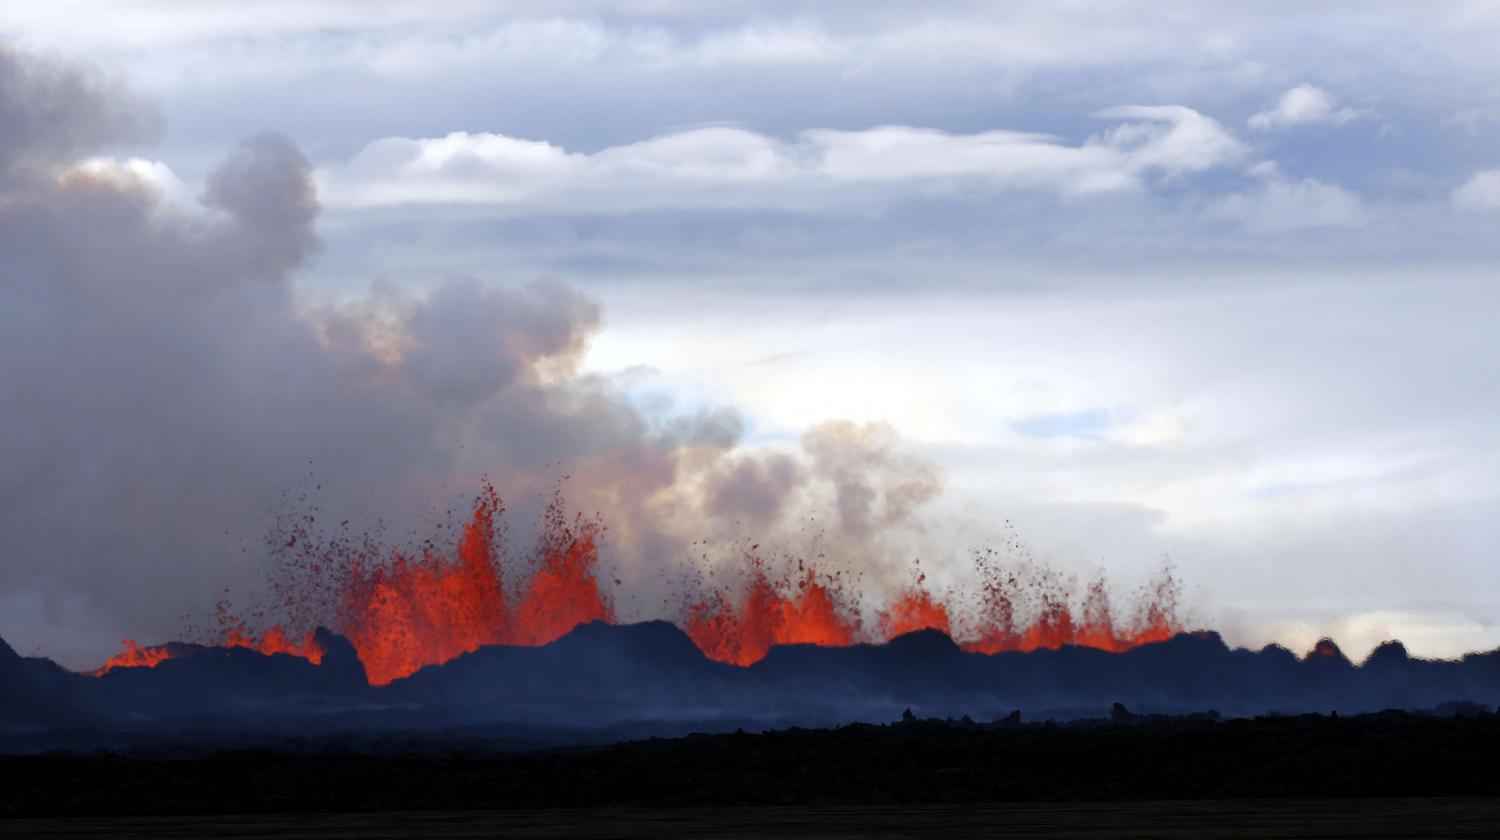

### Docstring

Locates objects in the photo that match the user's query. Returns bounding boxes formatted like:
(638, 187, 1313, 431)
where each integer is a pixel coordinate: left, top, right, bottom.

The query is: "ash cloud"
(0, 45, 159, 188)
(704, 452, 805, 531)
(803, 420, 944, 539)
(0, 44, 943, 667)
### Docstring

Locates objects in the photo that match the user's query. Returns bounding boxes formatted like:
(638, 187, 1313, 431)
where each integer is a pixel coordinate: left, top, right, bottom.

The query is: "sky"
(3, 2, 1500, 667)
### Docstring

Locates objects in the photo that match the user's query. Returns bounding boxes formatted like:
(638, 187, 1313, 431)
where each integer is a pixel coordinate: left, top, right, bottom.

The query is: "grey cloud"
(704, 452, 805, 530)
(397, 278, 599, 405)
(200, 134, 320, 275)
(0, 45, 158, 186)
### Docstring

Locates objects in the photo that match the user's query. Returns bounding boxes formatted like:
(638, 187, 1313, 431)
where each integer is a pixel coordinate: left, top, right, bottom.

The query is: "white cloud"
(0, 1, 494, 51)
(1453, 169, 1500, 212)
(0, 3, 1273, 68)
(318, 107, 1245, 210)
(11, 3, 1500, 84)
(1248, 83, 1364, 131)
(1094, 105, 1248, 174)
(1214, 161, 1365, 232)
(1443, 107, 1500, 136)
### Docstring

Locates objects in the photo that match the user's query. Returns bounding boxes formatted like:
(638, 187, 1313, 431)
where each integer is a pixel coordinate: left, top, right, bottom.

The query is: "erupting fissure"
(686, 563, 861, 667)
(281, 485, 613, 685)
(92, 623, 324, 676)
(94, 485, 1184, 684)
(93, 640, 174, 675)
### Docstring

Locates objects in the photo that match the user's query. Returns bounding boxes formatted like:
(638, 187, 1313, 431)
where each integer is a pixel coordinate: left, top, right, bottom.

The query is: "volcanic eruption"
(93, 483, 1185, 685)
(6, 38, 1498, 762)
(13, 481, 1500, 747)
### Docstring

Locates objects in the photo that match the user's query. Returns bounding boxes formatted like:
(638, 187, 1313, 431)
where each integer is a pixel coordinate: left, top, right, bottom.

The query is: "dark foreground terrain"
(8, 800, 1500, 839)
(4, 710, 1500, 826)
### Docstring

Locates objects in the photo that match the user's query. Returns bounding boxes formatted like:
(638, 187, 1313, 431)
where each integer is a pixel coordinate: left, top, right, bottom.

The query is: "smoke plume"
(0, 44, 945, 666)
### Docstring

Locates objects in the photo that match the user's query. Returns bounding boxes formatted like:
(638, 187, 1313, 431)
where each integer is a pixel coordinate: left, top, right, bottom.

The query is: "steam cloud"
(0, 44, 945, 667)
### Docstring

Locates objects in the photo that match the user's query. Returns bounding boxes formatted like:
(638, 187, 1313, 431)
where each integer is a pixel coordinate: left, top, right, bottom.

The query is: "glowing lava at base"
(92, 639, 175, 675)
(958, 567, 1180, 655)
(328, 487, 613, 685)
(95, 485, 1184, 684)
(686, 567, 861, 667)
(879, 583, 953, 640)
(92, 624, 324, 676)
(331, 485, 515, 685)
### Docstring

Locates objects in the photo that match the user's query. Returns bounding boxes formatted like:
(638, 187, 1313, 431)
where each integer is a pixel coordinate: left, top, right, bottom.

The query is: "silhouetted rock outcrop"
(312, 626, 367, 686)
(0, 637, 90, 729)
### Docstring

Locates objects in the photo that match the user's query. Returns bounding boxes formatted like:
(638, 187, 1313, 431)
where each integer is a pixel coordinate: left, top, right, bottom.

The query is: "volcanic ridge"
(6, 618, 1500, 754)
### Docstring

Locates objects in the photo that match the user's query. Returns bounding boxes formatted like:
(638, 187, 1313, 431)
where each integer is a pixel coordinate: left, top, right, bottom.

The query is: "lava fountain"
(95, 485, 1184, 684)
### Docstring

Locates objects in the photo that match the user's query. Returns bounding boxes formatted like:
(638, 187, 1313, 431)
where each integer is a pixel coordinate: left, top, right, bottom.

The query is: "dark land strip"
(6, 800, 1500, 839)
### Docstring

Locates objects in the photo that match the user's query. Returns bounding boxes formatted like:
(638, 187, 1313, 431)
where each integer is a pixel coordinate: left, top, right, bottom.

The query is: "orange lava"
(686, 566, 860, 666)
(1310, 638, 1343, 659)
(509, 496, 611, 647)
(93, 486, 1188, 682)
(960, 569, 1180, 655)
(222, 625, 326, 664)
(327, 486, 613, 685)
(94, 623, 325, 675)
(92, 639, 174, 674)
(334, 485, 514, 685)
(879, 585, 952, 639)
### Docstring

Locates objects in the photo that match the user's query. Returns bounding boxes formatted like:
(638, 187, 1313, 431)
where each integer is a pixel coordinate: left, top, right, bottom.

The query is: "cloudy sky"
(4, 2, 1500, 666)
